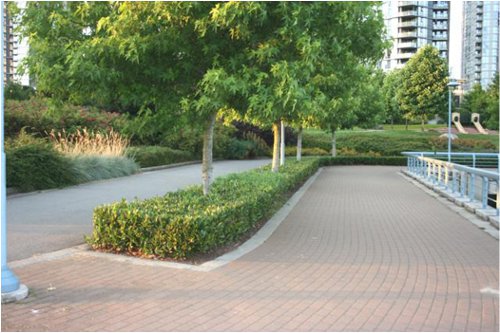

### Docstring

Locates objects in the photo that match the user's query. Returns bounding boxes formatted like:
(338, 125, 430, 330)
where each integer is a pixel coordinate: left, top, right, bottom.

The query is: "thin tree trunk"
(271, 121, 280, 172)
(331, 129, 337, 157)
(391, 117, 394, 130)
(202, 113, 216, 195)
(280, 120, 285, 166)
(296, 126, 302, 161)
(405, 117, 408, 130)
(421, 116, 425, 131)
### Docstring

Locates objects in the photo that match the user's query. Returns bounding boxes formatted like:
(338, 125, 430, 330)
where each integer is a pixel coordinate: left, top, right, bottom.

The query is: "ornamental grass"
(49, 128, 129, 157)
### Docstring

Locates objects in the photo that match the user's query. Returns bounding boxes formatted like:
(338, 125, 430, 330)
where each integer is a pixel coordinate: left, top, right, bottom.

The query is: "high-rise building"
(2, 2, 29, 85)
(3, 1, 17, 84)
(462, 1, 499, 92)
(381, 1, 450, 71)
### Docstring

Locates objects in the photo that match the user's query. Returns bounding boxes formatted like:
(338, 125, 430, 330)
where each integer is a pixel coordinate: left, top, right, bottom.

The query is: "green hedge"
(320, 156, 407, 166)
(126, 146, 194, 168)
(285, 147, 330, 156)
(87, 158, 320, 259)
(302, 130, 498, 155)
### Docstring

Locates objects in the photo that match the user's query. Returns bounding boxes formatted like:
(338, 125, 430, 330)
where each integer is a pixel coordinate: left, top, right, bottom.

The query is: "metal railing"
(402, 152, 499, 214)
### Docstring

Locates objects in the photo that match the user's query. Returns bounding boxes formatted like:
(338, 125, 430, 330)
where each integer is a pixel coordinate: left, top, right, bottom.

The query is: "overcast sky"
(449, 1, 463, 79)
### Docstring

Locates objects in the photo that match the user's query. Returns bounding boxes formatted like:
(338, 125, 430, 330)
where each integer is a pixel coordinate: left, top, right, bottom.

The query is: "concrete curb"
(400, 171, 499, 240)
(8, 168, 323, 272)
(140, 160, 201, 172)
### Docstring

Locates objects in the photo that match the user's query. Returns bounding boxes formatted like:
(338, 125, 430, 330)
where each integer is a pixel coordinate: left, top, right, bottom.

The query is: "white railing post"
(481, 177, 489, 209)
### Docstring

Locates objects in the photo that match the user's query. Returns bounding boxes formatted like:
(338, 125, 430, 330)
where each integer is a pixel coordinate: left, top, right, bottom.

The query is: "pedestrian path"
(2, 166, 498, 331)
(6, 159, 270, 261)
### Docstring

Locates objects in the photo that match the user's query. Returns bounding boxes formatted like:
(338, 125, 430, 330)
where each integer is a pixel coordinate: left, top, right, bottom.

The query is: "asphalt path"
(6, 159, 270, 262)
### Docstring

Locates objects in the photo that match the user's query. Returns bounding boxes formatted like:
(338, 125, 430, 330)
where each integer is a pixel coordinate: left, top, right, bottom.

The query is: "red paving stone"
(1, 166, 498, 331)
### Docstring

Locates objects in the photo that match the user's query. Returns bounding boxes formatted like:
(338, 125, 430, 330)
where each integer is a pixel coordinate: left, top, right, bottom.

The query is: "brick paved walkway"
(2, 166, 498, 331)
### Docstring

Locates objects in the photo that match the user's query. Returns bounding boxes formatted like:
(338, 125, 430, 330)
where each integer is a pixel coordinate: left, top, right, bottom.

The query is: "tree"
(398, 45, 448, 131)
(460, 84, 488, 125)
(382, 69, 403, 128)
(485, 73, 499, 130)
(20, 2, 247, 194)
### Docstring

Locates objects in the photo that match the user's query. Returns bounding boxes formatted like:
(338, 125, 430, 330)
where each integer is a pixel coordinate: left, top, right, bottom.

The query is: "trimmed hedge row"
(87, 158, 320, 259)
(320, 156, 407, 166)
(126, 146, 194, 168)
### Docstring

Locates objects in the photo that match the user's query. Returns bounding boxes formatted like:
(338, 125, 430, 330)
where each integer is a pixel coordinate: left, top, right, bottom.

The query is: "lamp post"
(1, 3, 28, 303)
(447, 79, 459, 162)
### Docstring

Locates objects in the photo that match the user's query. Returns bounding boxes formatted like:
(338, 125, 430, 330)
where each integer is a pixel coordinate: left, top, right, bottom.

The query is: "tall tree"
(20, 2, 245, 194)
(398, 45, 448, 131)
(485, 73, 499, 130)
(382, 69, 403, 128)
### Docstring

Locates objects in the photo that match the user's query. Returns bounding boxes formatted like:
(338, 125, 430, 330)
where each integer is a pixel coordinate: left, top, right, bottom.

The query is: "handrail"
(402, 151, 499, 216)
(402, 152, 499, 169)
(402, 152, 498, 157)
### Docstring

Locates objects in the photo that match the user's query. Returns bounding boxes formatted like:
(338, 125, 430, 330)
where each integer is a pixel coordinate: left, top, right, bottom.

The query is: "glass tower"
(381, 1, 450, 71)
(462, 2, 499, 92)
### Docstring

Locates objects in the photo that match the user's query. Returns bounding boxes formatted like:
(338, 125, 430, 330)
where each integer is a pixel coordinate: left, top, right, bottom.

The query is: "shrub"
(285, 147, 330, 156)
(302, 131, 332, 151)
(69, 155, 139, 183)
(225, 139, 259, 160)
(337, 147, 381, 157)
(319, 156, 407, 166)
(126, 146, 194, 168)
(49, 128, 130, 157)
(6, 141, 77, 191)
(88, 158, 320, 259)
(4, 82, 35, 101)
(428, 137, 497, 152)
(5, 97, 123, 138)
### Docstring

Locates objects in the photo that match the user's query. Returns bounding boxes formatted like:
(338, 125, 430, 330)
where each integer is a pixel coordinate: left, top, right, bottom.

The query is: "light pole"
(1, 2, 28, 303)
(447, 79, 459, 163)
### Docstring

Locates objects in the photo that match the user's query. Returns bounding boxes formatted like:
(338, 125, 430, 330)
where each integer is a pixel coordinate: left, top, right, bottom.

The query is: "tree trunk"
(296, 126, 302, 161)
(405, 117, 408, 130)
(391, 118, 394, 130)
(280, 120, 285, 166)
(202, 113, 216, 195)
(421, 116, 425, 131)
(271, 121, 280, 172)
(331, 129, 337, 157)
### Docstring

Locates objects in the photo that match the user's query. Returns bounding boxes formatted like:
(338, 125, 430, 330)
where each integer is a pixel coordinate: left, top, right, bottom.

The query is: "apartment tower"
(381, 1, 450, 71)
(3, 1, 17, 83)
(462, 1, 499, 92)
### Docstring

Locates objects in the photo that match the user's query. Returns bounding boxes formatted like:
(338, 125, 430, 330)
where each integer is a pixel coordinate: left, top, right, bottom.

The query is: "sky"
(449, 1, 463, 79)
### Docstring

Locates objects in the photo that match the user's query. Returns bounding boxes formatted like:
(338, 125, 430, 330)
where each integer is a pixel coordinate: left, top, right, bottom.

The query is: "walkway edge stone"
(400, 171, 499, 240)
(8, 167, 324, 272)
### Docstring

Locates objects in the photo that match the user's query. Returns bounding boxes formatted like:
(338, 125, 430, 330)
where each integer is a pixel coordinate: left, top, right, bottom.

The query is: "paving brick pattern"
(2, 166, 498, 331)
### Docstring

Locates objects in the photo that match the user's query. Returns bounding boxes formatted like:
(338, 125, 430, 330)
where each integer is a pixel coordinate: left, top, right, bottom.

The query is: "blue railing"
(402, 152, 499, 217)
(402, 151, 499, 169)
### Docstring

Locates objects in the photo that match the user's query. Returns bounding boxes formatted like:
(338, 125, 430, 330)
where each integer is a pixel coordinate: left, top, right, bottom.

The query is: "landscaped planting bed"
(88, 158, 321, 259)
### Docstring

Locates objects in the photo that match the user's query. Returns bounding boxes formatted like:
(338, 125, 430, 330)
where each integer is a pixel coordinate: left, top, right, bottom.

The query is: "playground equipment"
(471, 113, 488, 134)
(452, 112, 468, 134)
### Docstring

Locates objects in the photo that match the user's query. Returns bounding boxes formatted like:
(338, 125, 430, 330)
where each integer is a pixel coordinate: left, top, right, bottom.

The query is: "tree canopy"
(398, 45, 448, 130)
(18, 1, 389, 190)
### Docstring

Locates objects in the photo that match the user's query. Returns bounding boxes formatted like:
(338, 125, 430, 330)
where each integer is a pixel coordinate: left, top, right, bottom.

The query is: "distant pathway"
(3, 166, 498, 331)
(7, 159, 270, 261)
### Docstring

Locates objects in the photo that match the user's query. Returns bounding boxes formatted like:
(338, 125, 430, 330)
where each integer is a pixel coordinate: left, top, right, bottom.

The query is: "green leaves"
(88, 158, 321, 259)
(398, 45, 448, 127)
